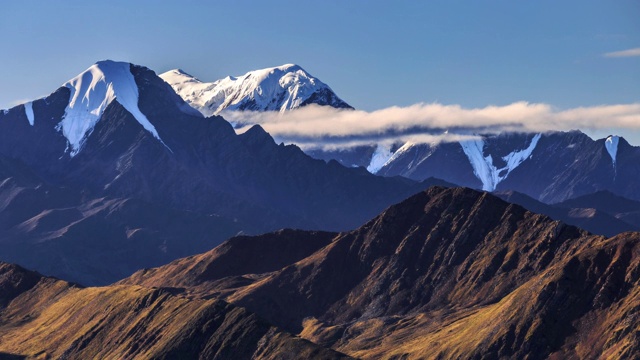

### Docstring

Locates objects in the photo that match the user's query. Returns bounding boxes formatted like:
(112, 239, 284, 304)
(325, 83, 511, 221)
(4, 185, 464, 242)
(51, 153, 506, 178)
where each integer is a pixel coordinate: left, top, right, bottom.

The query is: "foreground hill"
(125, 186, 640, 359)
(0, 262, 349, 359)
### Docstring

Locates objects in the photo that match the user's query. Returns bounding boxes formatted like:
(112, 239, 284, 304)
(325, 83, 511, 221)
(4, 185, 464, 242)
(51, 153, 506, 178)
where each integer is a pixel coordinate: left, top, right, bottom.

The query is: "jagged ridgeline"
(163, 64, 640, 204)
(0, 61, 433, 285)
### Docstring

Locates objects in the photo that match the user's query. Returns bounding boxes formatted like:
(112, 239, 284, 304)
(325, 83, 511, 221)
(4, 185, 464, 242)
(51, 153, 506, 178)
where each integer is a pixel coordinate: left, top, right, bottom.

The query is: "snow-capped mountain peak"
(161, 68, 203, 86)
(58, 60, 164, 156)
(160, 64, 352, 116)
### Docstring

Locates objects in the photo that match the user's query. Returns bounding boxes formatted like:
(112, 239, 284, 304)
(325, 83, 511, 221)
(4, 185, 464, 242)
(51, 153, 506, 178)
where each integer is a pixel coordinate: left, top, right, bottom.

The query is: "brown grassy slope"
(124, 186, 640, 359)
(123, 229, 336, 288)
(0, 263, 349, 359)
(229, 187, 592, 330)
(310, 233, 640, 359)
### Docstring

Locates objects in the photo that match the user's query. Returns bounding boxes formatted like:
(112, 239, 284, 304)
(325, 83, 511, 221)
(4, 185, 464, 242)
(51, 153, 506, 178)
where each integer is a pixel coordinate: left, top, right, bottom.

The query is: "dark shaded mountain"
(0, 262, 349, 359)
(306, 130, 640, 207)
(373, 131, 640, 204)
(555, 190, 640, 227)
(495, 190, 640, 237)
(305, 145, 381, 170)
(0, 60, 434, 284)
(125, 186, 640, 359)
(0, 151, 242, 285)
(0, 61, 425, 231)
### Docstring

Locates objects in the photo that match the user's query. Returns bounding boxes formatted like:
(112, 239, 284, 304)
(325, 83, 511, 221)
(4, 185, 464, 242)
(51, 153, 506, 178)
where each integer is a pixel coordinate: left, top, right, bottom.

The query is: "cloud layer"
(604, 47, 640, 58)
(224, 102, 640, 149)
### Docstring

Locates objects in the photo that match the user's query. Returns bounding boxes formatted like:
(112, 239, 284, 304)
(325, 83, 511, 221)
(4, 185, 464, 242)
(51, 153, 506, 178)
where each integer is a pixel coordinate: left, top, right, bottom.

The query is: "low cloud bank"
(224, 102, 640, 149)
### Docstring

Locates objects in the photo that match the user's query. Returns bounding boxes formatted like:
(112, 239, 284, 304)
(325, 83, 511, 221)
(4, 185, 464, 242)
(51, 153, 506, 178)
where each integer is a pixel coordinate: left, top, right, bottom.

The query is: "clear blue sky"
(1, 0, 638, 111)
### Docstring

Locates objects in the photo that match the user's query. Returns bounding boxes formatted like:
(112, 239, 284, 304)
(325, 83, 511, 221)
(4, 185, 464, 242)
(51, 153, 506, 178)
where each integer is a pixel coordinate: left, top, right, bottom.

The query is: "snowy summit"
(160, 64, 352, 116)
(58, 60, 164, 156)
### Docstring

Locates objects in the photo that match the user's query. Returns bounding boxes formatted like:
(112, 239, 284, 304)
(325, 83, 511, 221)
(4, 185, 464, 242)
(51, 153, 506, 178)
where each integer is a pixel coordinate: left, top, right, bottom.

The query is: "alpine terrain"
(159, 64, 353, 116)
(166, 66, 640, 206)
(0, 60, 433, 285)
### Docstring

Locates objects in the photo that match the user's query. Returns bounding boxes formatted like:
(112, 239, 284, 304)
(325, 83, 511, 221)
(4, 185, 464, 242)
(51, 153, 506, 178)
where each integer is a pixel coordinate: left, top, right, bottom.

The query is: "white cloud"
(290, 133, 479, 151)
(603, 47, 640, 58)
(226, 102, 640, 149)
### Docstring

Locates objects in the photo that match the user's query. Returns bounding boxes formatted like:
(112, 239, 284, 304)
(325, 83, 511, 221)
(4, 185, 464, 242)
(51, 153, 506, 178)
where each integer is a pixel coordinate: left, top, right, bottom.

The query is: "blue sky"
(1, 1, 638, 112)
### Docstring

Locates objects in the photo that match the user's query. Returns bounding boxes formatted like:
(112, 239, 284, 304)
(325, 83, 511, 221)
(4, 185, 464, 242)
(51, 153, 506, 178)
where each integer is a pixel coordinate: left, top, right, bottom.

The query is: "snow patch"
(460, 134, 541, 191)
(502, 134, 541, 175)
(605, 135, 619, 168)
(388, 142, 415, 162)
(58, 60, 165, 156)
(24, 102, 35, 126)
(367, 144, 394, 173)
(376, 141, 418, 172)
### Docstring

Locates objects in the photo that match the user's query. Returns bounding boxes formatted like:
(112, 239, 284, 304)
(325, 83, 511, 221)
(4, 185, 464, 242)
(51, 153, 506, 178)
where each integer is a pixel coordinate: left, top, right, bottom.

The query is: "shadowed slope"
(495, 189, 640, 236)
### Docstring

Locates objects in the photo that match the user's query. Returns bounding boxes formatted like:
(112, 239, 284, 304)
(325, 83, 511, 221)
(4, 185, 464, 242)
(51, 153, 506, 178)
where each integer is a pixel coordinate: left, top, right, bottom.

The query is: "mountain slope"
(0, 262, 349, 359)
(554, 190, 640, 227)
(0, 60, 431, 285)
(160, 64, 352, 116)
(158, 63, 640, 205)
(0, 61, 424, 231)
(376, 131, 640, 203)
(0, 149, 243, 285)
(495, 190, 640, 237)
(124, 186, 640, 359)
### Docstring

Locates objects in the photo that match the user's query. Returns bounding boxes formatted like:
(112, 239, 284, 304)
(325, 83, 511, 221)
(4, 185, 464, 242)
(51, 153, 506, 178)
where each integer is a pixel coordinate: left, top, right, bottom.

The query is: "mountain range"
(375, 131, 640, 204)
(0, 60, 431, 285)
(162, 65, 640, 205)
(1, 60, 639, 358)
(0, 60, 638, 285)
(2, 187, 639, 359)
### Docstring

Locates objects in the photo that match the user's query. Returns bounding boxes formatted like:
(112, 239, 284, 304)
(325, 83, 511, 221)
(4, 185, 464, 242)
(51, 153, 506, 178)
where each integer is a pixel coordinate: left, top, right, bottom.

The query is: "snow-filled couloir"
(24, 102, 34, 126)
(160, 64, 352, 116)
(367, 144, 394, 173)
(604, 135, 620, 167)
(460, 134, 542, 191)
(605, 135, 620, 169)
(57, 60, 164, 156)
